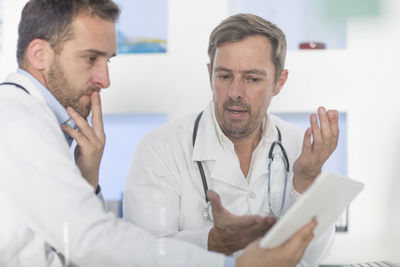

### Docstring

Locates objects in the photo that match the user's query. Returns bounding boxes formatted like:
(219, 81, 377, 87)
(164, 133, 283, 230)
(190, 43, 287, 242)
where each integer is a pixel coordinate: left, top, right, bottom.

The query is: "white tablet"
(260, 172, 364, 249)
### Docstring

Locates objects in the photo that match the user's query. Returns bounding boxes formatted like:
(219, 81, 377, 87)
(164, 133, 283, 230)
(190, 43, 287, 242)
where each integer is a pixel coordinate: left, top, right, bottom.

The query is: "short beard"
(216, 98, 263, 139)
(47, 57, 90, 118)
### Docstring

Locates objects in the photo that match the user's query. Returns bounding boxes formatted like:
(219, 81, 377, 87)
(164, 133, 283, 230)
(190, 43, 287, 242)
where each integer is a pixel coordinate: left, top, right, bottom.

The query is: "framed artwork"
(114, 0, 168, 54)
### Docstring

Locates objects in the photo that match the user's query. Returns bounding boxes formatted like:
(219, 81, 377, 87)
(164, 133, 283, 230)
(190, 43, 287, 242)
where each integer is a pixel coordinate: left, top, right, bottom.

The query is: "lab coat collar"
(192, 102, 279, 160)
(192, 102, 220, 162)
(250, 115, 281, 179)
(5, 71, 46, 103)
(192, 102, 280, 189)
(15, 69, 76, 145)
(17, 69, 73, 127)
(191, 103, 247, 189)
(262, 114, 279, 145)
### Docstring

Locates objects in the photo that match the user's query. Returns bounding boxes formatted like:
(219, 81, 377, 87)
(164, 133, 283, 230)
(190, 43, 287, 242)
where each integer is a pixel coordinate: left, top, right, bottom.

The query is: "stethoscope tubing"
(192, 111, 290, 221)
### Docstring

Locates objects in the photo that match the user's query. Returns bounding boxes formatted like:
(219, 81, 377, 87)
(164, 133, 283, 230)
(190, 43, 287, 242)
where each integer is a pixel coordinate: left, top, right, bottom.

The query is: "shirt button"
(249, 192, 256, 199)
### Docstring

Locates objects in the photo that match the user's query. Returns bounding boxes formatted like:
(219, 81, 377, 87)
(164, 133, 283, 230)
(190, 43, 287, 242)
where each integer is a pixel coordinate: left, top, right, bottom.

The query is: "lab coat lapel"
(192, 103, 248, 190)
(210, 150, 249, 190)
(249, 116, 279, 180)
(192, 105, 218, 162)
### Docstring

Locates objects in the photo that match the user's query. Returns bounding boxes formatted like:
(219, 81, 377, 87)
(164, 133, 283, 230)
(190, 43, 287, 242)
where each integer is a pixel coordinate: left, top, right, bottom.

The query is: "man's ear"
(25, 39, 54, 71)
(273, 69, 288, 96)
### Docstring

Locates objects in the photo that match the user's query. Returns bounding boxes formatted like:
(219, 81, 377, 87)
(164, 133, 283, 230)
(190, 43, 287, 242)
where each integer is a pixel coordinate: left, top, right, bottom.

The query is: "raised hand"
(62, 91, 105, 190)
(293, 106, 339, 193)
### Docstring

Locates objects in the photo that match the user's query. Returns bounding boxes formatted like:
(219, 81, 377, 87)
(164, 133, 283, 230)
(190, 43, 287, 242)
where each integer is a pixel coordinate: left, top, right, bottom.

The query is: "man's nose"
(228, 77, 245, 100)
(92, 62, 110, 89)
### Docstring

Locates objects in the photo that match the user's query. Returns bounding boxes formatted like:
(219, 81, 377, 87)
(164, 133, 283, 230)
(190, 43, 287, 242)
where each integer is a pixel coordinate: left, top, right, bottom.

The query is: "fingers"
(62, 108, 93, 147)
(61, 123, 90, 147)
(66, 106, 97, 141)
(90, 91, 105, 140)
(247, 216, 277, 237)
(297, 219, 317, 242)
(327, 109, 339, 145)
(318, 107, 332, 139)
(301, 127, 312, 154)
(65, 105, 105, 146)
(282, 219, 317, 260)
(207, 190, 264, 228)
(310, 111, 323, 152)
(248, 216, 276, 233)
(256, 215, 277, 225)
(310, 107, 339, 152)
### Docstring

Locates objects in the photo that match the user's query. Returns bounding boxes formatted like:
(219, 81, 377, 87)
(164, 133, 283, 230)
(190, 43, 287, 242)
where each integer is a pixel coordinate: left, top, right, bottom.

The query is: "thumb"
(207, 190, 225, 215)
(282, 219, 317, 257)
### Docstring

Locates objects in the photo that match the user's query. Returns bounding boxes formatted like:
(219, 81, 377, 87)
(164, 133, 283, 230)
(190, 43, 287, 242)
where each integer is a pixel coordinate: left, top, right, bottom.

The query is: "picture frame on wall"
(114, 0, 168, 54)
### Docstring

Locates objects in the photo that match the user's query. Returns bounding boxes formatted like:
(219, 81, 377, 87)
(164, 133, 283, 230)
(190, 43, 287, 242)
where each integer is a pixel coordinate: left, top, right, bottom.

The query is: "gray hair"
(208, 13, 287, 81)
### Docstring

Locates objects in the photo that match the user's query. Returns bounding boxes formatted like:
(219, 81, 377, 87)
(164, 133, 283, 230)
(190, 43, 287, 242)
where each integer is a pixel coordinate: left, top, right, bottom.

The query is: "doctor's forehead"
(67, 15, 117, 56)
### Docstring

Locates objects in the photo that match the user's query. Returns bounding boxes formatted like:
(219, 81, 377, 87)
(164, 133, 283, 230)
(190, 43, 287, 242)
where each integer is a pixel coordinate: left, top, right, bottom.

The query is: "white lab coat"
(124, 103, 335, 267)
(0, 72, 225, 267)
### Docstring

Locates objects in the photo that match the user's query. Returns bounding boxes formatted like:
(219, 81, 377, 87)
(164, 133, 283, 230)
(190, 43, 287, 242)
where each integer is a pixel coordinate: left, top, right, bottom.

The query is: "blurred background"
(1, 0, 399, 264)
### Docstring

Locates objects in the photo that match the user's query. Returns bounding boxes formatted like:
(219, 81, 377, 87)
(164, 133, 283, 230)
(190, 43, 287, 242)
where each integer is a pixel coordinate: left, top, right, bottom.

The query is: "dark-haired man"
(0, 1, 317, 267)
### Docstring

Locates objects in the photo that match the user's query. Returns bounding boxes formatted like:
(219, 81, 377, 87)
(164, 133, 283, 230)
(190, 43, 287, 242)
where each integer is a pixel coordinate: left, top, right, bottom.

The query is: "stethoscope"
(0, 82, 30, 94)
(192, 111, 290, 221)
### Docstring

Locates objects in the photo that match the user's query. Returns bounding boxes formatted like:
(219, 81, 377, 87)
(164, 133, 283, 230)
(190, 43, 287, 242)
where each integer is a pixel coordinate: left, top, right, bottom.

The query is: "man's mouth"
(226, 106, 248, 114)
(80, 88, 100, 98)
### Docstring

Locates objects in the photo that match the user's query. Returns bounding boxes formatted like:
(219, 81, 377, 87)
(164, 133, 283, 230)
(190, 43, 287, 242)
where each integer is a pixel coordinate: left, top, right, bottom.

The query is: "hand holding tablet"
(260, 172, 364, 249)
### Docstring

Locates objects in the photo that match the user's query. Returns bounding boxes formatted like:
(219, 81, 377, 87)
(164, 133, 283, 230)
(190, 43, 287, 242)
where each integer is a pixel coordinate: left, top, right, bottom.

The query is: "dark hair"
(208, 13, 287, 82)
(17, 0, 120, 66)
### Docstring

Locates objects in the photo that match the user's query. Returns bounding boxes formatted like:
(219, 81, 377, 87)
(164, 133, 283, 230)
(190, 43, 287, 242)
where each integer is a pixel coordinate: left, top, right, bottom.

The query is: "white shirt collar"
(210, 103, 232, 148)
(211, 103, 278, 147)
(193, 102, 279, 162)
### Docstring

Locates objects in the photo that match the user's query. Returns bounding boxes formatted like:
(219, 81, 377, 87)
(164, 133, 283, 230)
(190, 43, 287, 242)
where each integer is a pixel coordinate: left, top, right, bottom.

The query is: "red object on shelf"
(299, 42, 326, 49)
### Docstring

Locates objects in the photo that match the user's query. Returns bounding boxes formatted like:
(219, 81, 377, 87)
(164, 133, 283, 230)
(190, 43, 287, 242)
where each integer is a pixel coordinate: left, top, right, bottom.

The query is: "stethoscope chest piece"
(203, 201, 213, 222)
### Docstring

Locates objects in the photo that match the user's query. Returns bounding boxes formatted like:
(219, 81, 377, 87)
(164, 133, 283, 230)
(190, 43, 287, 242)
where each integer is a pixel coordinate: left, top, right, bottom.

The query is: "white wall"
(1, 0, 399, 264)
(0, 0, 23, 77)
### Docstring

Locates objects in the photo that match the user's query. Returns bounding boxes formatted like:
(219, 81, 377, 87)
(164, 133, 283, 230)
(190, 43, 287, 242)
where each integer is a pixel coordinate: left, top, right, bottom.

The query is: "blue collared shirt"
(225, 256, 236, 267)
(17, 68, 76, 146)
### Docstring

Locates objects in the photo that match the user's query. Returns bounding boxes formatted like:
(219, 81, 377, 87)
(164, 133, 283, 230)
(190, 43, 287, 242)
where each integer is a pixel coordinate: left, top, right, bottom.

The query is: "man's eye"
(245, 76, 261, 83)
(87, 56, 97, 64)
(217, 74, 231, 80)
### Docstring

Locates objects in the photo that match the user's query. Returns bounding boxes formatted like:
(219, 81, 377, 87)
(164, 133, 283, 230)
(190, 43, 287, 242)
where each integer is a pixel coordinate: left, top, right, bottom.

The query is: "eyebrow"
(214, 66, 267, 76)
(214, 66, 232, 73)
(80, 49, 116, 58)
(243, 69, 267, 76)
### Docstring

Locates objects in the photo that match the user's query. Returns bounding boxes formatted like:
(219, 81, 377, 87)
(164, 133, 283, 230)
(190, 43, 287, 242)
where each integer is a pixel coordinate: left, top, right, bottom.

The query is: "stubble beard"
(215, 98, 263, 139)
(47, 58, 91, 119)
